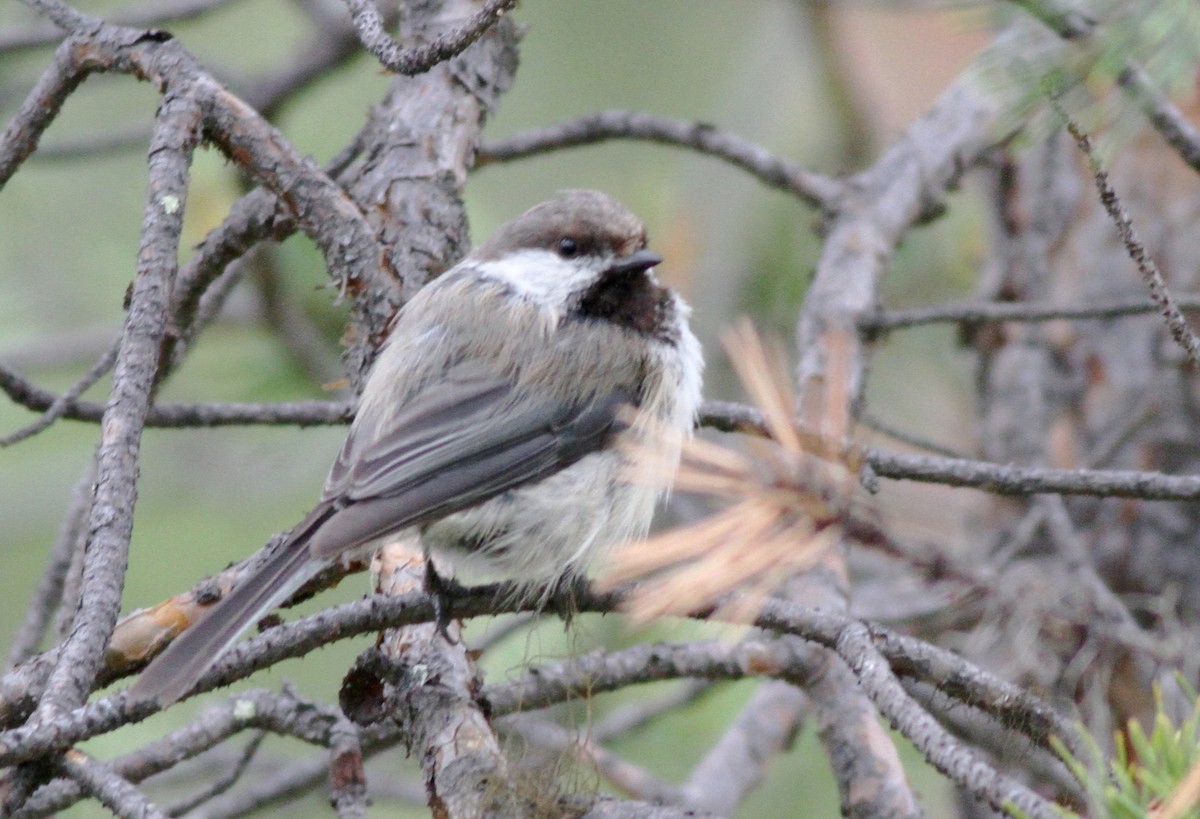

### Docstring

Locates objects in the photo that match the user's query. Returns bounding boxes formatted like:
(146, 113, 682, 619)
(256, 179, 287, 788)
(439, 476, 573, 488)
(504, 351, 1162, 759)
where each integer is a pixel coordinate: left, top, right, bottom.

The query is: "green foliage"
(1048, 683, 1200, 819)
(982, 0, 1200, 156)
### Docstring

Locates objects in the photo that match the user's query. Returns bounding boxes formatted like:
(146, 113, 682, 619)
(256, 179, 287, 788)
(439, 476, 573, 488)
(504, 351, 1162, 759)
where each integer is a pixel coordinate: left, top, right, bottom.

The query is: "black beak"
(605, 248, 663, 277)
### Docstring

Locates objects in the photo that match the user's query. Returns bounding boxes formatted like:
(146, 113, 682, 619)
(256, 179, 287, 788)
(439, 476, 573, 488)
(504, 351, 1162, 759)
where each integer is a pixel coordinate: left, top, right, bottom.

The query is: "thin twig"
(0, 361, 353, 426)
(860, 294, 1200, 335)
(0, 343, 118, 447)
(833, 621, 1056, 819)
(869, 448, 1200, 501)
(1060, 112, 1200, 366)
(30, 127, 149, 161)
(0, 33, 95, 187)
(0, 0, 244, 54)
(4, 466, 94, 671)
(1009, 0, 1200, 175)
(182, 723, 403, 819)
(58, 750, 169, 819)
(860, 411, 966, 459)
(699, 400, 1200, 501)
(162, 731, 265, 816)
(341, 0, 516, 74)
(13, 689, 370, 817)
(1116, 63, 1200, 174)
(479, 109, 841, 210)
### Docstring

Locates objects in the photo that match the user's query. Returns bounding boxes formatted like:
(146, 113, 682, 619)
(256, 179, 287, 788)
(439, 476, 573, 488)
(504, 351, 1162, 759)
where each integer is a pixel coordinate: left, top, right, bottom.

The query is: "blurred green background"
(0, 0, 990, 814)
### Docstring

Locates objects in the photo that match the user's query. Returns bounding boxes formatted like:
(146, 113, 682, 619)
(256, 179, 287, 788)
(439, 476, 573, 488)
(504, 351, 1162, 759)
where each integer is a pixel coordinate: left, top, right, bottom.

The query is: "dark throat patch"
(575, 270, 674, 343)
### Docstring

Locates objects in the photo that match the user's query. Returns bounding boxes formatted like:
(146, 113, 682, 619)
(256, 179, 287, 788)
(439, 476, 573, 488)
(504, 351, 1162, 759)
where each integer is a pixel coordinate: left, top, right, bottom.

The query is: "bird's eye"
(557, 237, 579, 258)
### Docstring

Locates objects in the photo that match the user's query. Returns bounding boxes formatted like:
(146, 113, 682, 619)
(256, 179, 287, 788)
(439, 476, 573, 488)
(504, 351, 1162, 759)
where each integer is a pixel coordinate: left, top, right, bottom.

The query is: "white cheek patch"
(476, 249, 605, 309)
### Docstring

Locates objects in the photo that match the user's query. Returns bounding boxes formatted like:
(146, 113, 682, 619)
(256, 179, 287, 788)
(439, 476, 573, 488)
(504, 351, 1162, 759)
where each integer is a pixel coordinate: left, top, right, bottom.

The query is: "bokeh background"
(0, 1, 994, 814)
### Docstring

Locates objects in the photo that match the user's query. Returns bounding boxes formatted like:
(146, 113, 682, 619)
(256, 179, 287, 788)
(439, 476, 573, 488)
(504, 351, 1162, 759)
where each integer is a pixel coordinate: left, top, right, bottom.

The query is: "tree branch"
(479, 109, 841, 210)
(3, 467, 93, 672)
(0, 343, 118, 447)
(1060, 111, 1200, 366)
(0, 360, 352, 427)
(341, 0, 516, 75)
(0, 0, 242, 55)
(1008, 0, 1200, 175)
(35, 88, 201, 721)
(860, 294, 1200, 335)
(0, 33, 96, 187)
(58, 750, 168, 819)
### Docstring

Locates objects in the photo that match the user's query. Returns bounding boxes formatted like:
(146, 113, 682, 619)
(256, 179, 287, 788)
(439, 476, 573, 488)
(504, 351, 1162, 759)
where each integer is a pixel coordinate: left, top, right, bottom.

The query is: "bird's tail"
(127, 534, 325, 708)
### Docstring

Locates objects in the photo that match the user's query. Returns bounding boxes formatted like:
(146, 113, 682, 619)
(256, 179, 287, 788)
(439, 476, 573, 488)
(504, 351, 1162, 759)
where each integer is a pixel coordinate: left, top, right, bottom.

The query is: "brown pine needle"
(724, 319, 803, 456)
(600, 321, 860, 622)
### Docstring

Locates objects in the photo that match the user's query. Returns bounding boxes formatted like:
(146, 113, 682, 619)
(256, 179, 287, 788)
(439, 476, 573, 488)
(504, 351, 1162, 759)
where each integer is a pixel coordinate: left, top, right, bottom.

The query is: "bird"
(129, 189, 704, 706)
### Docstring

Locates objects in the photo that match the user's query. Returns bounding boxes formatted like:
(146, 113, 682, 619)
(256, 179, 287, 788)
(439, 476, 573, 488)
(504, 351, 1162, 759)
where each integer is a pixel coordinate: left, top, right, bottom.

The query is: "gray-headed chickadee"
(130, 190, 703, 706)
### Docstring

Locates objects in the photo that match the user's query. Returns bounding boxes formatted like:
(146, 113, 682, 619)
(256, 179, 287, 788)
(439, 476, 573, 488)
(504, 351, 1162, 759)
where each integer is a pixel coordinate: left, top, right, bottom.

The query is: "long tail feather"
(128, 540, 323, 707)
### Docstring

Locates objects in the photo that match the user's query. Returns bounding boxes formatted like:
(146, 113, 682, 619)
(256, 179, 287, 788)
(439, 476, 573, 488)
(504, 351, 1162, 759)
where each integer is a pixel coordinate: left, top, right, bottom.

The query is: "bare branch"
(58, 750, 168, 819)
(899, 677, 1084, 801)
(12, 0, 101, 39)
(698, 398, 772, 437)
(1008, 0, 1200, 175)
(0, 586, 1081, 769)
(833, 621, 1056, 818)
(680, 680, 807, 814)
(484, 638, 794, 718)
(183, 721, 406, 819)
(35, 89, 201, 721)
(0, 34, 95, 187)
(3, 466, 93, 671)
(576, 797, 720, 819)
(327, 715, 367, 819)
(861, 294, 1200, 335)
(699, 399, 1200, 501)
(13, 690, 379, 817)
(867, 448, 1200, 501)
(487, 623, 1061, 816)
(0, 0, 243, 55)
(160, 731, 264, 816)
(0, 343, 117, 447)
(479, 109, 842, 210)
(794, 28, 1025, 410)
(341, 0, 517, 74)
(350, 543, 515, 817)
(0, 361, 352, 426)
(1060, 112, 1200, 366)
(1116, 63, 1200, 173)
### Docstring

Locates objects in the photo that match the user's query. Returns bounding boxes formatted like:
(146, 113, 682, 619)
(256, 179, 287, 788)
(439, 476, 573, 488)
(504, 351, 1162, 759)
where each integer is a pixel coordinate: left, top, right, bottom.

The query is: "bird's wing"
(130, 365, 634, 707)
(308, 364, 634, 559)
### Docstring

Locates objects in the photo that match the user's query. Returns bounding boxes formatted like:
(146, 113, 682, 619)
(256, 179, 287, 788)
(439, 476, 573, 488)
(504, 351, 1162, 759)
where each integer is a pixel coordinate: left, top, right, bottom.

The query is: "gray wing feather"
(308, 379, 632, 557)
(324, 372, 511, 501)
(129, 364, 631, 706)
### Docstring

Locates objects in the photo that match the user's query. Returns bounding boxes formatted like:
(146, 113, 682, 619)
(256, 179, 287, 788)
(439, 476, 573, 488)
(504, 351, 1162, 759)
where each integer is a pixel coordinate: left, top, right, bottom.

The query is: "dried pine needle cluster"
(600, 322, 860, 621)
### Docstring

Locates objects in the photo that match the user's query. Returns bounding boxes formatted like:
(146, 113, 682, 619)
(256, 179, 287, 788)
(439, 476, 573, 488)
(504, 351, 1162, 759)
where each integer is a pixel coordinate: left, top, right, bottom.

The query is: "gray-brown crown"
(473, 190, 648, 261)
